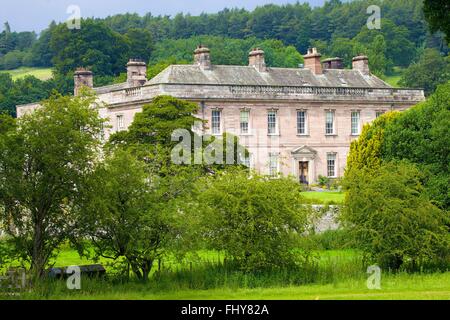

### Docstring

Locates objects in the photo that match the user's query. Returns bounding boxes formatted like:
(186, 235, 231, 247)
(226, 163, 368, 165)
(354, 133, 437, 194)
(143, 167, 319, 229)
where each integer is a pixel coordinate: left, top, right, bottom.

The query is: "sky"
(0, 0, 326, 33)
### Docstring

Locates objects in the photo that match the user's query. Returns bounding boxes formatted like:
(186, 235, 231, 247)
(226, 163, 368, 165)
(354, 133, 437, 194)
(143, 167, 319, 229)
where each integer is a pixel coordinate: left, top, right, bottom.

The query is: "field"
(40, 273, 450, 300)
(0, 67, 53, 81)
(384, 67, 405, 88)
(1, 247, 448, 300)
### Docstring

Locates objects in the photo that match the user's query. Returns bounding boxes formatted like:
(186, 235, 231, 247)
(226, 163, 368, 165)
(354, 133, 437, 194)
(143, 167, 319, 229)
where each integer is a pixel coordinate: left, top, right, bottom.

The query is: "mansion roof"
(16, 46, 426, 113)
(146, 64, 391, 88)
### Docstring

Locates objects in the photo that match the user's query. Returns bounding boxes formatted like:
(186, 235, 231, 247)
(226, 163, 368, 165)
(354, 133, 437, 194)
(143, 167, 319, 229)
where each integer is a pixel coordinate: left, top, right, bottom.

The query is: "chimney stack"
(74, 68, 93, 96)
(303, 47, 322, 75)
(352, 55, 370, 75)
(248, 48, 267, 72)
(322, 57, 344, 70)
(127, 59, 147, 87)
(194, 45, 212, 70)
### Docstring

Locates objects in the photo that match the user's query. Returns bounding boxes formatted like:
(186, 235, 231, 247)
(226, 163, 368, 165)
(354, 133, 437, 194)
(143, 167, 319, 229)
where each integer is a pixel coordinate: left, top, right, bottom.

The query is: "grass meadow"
(1, 246, 449, 300)
(0, 67, 53, 81)
(384, 67, 405, 88)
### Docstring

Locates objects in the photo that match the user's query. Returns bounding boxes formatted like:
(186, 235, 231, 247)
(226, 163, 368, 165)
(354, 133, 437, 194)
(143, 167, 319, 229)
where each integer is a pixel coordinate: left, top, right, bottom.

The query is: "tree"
(341, 161, 449, 270)
(28, 22, 57, 68)
(423, 0, 450, 43)
(197, 169, 312, 271)
(0, 73, 62, 117)
(382, 81, 450, 209)
(124, 28, 153, 63)
(149, 36, 304, 68)
(346, 81, 450, 210)
(329, 37, 364, 67)
(366, 34, 392, 77)
(399, 49, 450, 95)
(77, 149, 183, 281)
(110, 95, 200, 150)
(346, 111, 399, 174)
(49, 19, 129, 76)
(354, 19, 415, 67)
(0, 50, 26, 70)
(0, 91, 104, 277)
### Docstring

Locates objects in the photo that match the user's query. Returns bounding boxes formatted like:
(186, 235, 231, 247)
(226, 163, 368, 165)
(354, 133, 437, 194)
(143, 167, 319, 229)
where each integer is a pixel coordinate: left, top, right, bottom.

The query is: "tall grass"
(6, 249, 367, 299)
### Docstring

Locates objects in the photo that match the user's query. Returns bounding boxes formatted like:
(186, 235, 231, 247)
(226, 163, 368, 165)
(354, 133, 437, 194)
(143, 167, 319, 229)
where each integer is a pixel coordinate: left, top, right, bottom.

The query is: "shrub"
(317, 175, 330, 189)
(197, 169, 312, 271)
(341, 161, 449, 270)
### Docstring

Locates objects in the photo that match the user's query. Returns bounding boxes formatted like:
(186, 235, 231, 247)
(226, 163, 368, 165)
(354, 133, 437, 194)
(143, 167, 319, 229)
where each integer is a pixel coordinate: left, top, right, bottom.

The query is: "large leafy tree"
(49, 19, 129, 76)
(382, 82, 450, 209)
(111, 95, 200, 149)
(124, 28, 154, 63)
(423, 0, 450, 43)
(0, 73, 61, 116)
(83, 96, 212, 281)
(0, 91, 104, 277)
(78, 149, 185, 281)
(197, 169, 312, 271)
(346, 111, 400, 174)
(354, 19, 415, 67)
(399, 49, 450, 95)
(345, 81, 450, 210)
(342, 161, 449, 270)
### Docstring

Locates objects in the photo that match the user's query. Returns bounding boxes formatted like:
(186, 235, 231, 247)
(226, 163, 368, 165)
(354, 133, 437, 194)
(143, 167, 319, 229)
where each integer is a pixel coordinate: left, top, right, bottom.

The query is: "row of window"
(211, 109, 386, 136)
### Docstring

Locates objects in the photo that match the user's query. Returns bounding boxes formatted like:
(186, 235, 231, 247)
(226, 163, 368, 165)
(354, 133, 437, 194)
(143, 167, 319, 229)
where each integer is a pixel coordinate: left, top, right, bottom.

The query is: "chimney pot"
(322, 57, 344, 70)
(194, 45, 212, 70)
(127, 59, 147, 87)
(352, 55, 370, 75)
(74, 68, 93, 96)
(303, 47, 322, 75)
(249, 48, 267, 72)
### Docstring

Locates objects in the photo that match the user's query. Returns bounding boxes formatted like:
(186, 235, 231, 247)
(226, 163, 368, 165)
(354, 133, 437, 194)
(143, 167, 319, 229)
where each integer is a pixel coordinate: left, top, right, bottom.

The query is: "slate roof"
(147, 65, 392, 88)
(94, 82, 129, 94)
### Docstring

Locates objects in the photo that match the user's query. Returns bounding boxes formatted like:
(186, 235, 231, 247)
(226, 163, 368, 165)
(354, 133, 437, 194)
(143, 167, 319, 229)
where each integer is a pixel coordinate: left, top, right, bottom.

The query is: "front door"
(299, 161, 309, 185)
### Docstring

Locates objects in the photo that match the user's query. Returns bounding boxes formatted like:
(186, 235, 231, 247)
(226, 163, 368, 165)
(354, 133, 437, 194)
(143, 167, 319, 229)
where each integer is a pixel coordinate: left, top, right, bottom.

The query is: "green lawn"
(384, 67, 405, 88)
(0, 67, 53, 81)
(3, 247, 449, 300)
(16, 271, 450, 300)
(301, 191, 345, 204)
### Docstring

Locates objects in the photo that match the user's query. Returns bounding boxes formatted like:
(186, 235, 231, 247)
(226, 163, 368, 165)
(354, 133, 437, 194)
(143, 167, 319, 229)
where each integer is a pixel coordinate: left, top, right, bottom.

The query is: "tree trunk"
(31, 218, 46, 279)
(141, 259, 153, 282)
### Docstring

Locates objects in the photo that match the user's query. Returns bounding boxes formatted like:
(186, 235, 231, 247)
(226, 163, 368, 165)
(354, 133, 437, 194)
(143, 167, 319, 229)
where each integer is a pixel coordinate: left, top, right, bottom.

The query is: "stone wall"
(311, 205, 341, 233)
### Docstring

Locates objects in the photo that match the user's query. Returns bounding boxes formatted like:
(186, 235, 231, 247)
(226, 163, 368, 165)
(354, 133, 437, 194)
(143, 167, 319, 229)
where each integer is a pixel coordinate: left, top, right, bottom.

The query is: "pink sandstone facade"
(16, 46, 425, 184)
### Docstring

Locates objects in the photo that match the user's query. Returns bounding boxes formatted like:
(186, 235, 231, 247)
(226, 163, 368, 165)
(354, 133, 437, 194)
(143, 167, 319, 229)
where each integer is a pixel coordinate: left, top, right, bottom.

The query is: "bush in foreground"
(196, 170, 313, 272)
(341, 161, 449, 271)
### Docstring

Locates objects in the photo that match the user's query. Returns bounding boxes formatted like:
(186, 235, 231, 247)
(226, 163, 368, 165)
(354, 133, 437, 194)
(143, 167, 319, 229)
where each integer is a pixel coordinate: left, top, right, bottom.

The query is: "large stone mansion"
(17, 46, 425, 184)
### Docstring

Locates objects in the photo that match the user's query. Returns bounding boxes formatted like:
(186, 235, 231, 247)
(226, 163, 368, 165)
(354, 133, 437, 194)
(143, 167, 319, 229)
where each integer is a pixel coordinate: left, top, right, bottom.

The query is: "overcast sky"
(0, 0, 326, 33)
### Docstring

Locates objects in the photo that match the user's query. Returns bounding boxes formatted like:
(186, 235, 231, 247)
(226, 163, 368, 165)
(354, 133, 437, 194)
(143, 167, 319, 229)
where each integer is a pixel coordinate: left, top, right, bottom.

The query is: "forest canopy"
(0, 0, 449, 116)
